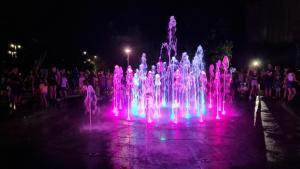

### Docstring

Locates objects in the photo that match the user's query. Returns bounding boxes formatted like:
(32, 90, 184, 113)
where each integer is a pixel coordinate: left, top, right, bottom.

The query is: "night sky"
(0, 0, 246, 70)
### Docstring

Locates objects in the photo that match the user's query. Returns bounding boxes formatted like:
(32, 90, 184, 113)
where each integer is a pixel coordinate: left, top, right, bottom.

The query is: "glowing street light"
(252, 60, 261, 67)
(83, 51, 87, 55)
(124, 47, 131, 66)
(8, 43, 22, 58)
(94, 55, 97, 59)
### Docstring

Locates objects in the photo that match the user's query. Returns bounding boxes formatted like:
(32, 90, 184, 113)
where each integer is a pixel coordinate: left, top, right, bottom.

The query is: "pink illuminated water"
(110, 16, 232, 124)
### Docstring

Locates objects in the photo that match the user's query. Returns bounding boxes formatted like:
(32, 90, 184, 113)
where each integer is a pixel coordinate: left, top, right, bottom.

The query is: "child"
(39, 79, 48, 108)
(84, 80, 98, 114)
(60, 74, 68, 98)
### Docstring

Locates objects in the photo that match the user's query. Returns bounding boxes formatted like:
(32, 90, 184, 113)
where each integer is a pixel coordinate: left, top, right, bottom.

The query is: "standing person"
(0, 72, 6, 96)
(56, 68, 62, 98)
(48, 67, 58, 105)
(264, 64, 273, 98)
(106, 72, 113, 96)
(249, 68, 259, 100)
(7, 67, 22, 111)
(60, 73, 68, 99)
(283, 68, 289, 100)
(100, 71, 106, 95)
(287, 71, 299, 102)
(72, 67, 79, 90)
(39, 79, 48, 108)
(79, 72, 85, 94)
(273, 74, 281, 99)
(32, 71, 40, 97)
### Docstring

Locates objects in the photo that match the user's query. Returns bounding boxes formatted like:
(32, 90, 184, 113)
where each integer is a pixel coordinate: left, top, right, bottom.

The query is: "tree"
(211, 40, 233, 63)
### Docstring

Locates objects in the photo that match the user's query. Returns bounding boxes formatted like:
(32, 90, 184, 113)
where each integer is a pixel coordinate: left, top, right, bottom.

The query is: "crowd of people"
(233, 64, 300, 102)
(0, 66, 114, 112)
(0, 63, 299, 115)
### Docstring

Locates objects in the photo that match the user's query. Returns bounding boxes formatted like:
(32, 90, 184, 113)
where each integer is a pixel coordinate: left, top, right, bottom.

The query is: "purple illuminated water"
(112, 16, 232, 124)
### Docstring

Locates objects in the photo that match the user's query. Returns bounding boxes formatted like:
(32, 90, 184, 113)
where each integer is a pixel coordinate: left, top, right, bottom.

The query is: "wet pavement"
(0, 97, 268, 169)
(260, 98, 300, 169)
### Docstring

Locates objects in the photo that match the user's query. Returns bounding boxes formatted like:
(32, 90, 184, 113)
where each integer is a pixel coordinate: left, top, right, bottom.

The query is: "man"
(7, 67, 22, 111)
(264, 64, 273, 98)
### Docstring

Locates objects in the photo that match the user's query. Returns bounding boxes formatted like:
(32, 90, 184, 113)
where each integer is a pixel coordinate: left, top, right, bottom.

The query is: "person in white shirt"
(60, 74, 68, 98)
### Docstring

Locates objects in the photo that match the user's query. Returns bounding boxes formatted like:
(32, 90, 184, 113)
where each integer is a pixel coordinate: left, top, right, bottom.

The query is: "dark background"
(0, 0, 299, 72)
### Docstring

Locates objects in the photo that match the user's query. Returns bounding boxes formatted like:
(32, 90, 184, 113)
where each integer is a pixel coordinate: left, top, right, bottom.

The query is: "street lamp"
(83, 51, 87, 55)
(94, 55, 97, 59)
(252, 60, 261, 67)
(124, 47, 131, 66)
(8, 43, 21, 58)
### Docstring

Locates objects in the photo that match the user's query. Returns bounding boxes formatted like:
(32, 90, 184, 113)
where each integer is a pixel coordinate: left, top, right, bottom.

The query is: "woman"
(249, 68, 259, 100)
(60, 73, 68, 99)
(48, 67, 58, 104)
(287, 72, 299, 102)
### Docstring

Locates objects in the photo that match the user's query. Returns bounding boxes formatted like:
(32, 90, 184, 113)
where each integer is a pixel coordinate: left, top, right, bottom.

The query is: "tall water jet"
(170, 56, 179, 123)
(215, 60, 221, 119)
(126, 65, 134, 120)
(132, 69, 140, 116)
(113, 65, 122, 116)
(208, 64, 214, 108)
(192, 45, 206, 122)
(222, 56, 229, 115)
(145, 71, 154, 123)
(167, 16, 177, 64)
(180, 52, 191, 118)
(154, 74, 161, 118)
(138, 53, 148, 118)
(84, 84, 98, 129)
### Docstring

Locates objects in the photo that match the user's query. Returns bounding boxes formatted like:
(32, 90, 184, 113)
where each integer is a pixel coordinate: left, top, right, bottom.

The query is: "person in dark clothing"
(249, 68, 259, 100)
(48, 67, 58, 104)
(7, 67, 22, 110)
(72, 67, 79, 90)
(0, 72, 6, 96)
(264, 64, 273, 98)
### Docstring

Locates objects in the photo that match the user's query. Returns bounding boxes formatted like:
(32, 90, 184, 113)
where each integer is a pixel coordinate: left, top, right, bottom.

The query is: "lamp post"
(124, 48, 131, 66)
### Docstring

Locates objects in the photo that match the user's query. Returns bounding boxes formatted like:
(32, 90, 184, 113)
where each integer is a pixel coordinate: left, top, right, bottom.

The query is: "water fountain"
(84, 83, 98, 129)
(111, 16, 232, 124)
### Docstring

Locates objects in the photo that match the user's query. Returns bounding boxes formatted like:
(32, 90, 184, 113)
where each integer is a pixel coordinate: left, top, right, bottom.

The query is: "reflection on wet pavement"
(0, 98, 265, 169)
